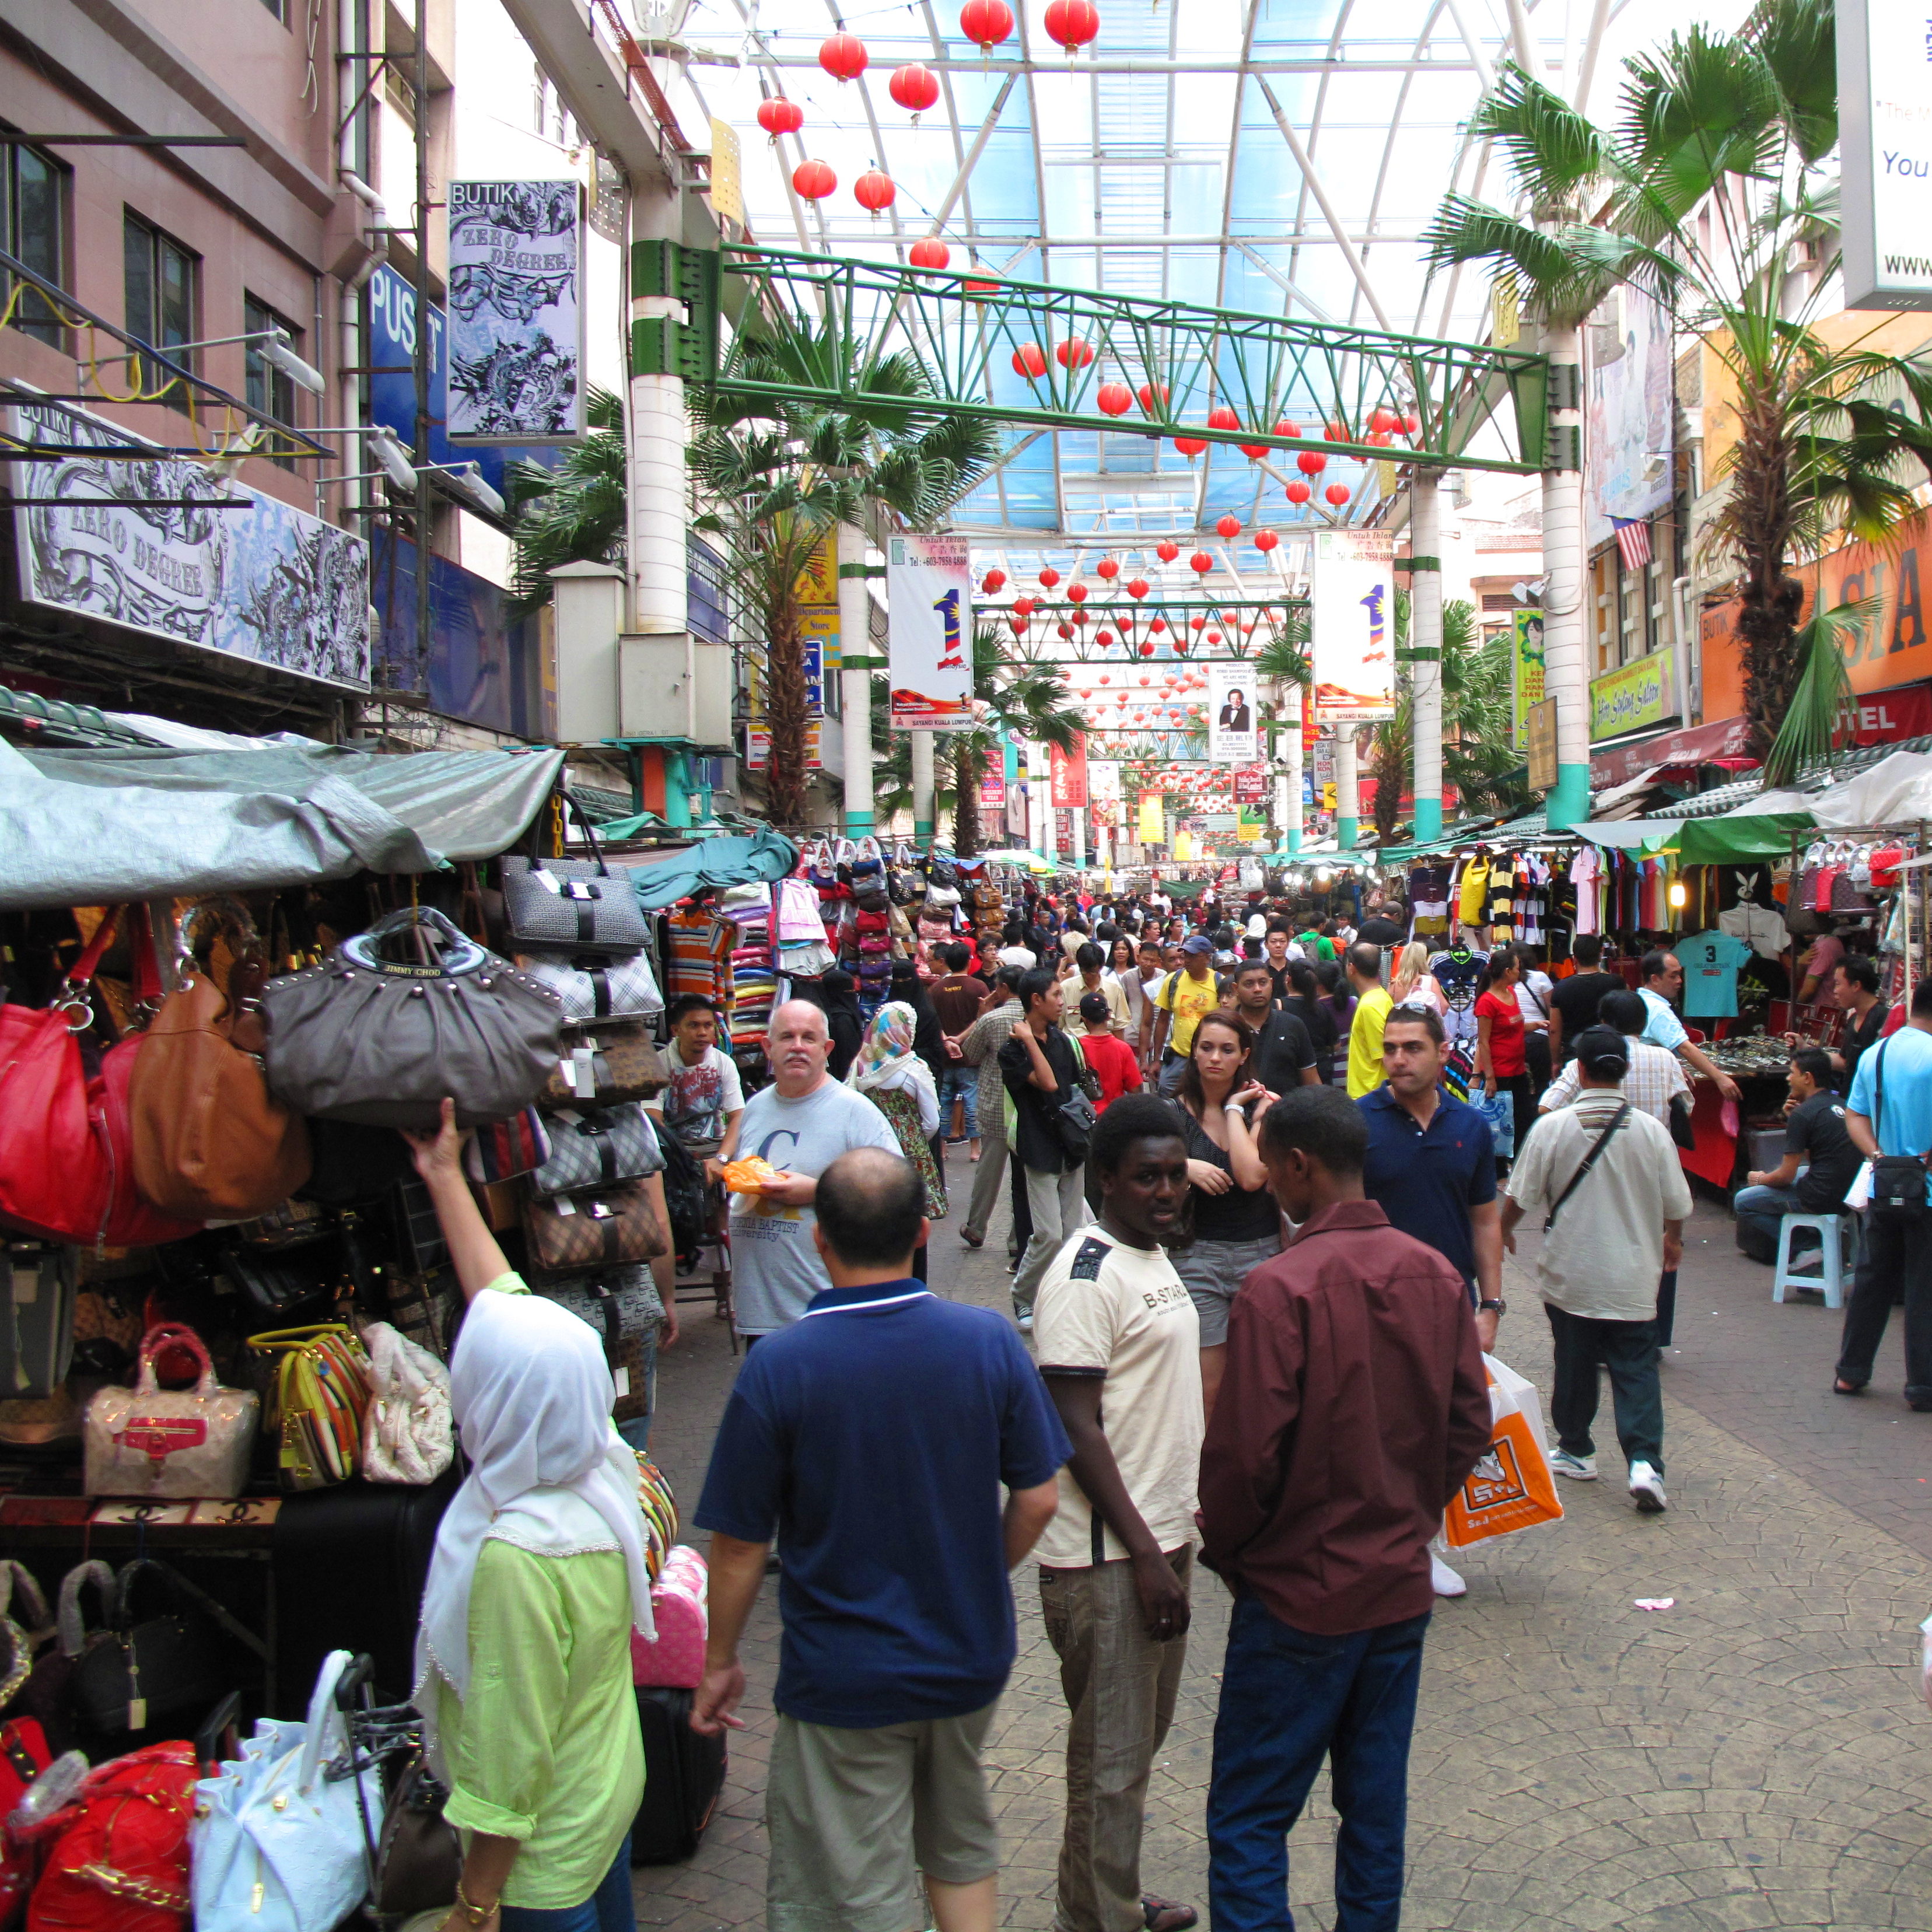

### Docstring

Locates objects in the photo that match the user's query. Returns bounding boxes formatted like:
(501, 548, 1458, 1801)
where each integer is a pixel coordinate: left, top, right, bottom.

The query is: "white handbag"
(82, 1324, 258, 1500)
(190, 1648, 382, 1932)
(517, 949, 664, 1024)
(359, 1321, 454, 1485)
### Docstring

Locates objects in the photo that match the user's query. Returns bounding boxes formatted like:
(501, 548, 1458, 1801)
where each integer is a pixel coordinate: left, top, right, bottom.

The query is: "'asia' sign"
(1310, 529, 1396, 722)
(1838, 0, 1932, 310)
(446, 180, 584, 442)
(887, 534, 974, 728)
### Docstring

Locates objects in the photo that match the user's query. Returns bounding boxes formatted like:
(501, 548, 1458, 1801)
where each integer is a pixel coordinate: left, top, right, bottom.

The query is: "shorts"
(1172, 1233, 1284, 1346)
(766, 1702, 1000, 1932)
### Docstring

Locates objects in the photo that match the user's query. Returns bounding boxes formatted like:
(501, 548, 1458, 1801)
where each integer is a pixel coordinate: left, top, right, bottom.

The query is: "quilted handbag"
(261, 907, 564, 1132)
(83, 1325, 258, 1501)
(523, 1184, 668, 1275)
(29, 1738, 198, 1932)
(634, 1544, 706, 1689)
(188, 1650, 381, 1932)
(516, 949, 664, 1024)
(540, 1023, 670, 1108)
(500, 824, 650, 956)
(461, 1108, 552, 1186)
(533, 1266, 664, 1422)
(246, 1324, 373, 1492)
(529, 1104, 665, 1197)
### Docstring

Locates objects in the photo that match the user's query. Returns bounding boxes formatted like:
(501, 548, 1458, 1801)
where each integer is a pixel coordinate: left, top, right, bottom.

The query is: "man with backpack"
(1146, 936, 1229, 1096)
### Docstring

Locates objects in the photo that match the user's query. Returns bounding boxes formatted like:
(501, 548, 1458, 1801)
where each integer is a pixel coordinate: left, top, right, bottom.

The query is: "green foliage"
(1759, 599, 1868, 790)
(504, 387, 626, 614)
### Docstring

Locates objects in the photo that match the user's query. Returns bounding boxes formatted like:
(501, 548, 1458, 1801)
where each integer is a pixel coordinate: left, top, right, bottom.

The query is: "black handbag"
(501, 805, 650, 956)
(1054, 1086, 1098, 1164)
(70, 1560, 230, 1736)
(218, 1245, 336, 1321)
(1870, 1042, 1927, 1226)
(1668, 1092, 1697, 1150)
(655, 1130, 712, 1265)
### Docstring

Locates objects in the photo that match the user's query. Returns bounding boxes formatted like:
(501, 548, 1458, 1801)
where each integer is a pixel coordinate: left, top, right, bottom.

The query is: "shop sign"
(793, 536, 836, 604)
(446, 180, 584, 442)
(887, 534, 974, 728)
(1310, 528, 1396, 722)
(1838, 0, 1932, 310)
(798, 612, 832, 714)
(1845, 681, 1932, 743)
(1588, 713, 1754, 788)
(1589, 653, 1675, 741)
(743, 720, 822, 770)
(1233, 765, 1268, 804)
(10, 401, 370, 691)
(1527, 697, 1559, 793)
(1138, 792, 1166, 842)
(979, 773, 1006, 809)
(1207, 662, 1259, 762)
(1050, 733, 1088, 807)
(1511, 608, 1545, 750)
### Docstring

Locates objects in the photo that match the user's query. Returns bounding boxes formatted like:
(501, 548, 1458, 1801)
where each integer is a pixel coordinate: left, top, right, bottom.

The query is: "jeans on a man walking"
(1836, 1208, 1932, 1400)
(1041, 1549, 1192, 1932)
(1207, 1597, 1429, 1932)
(1545, 1303, 1664, 1472)
(939, 1065, 979, 1141)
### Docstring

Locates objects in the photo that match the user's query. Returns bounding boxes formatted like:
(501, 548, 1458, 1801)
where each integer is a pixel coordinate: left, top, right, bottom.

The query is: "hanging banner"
(1584, 283, 1674, 550)
(446, 180, 584, 443)
(1006, 777, 1029, 839)
(1050, 733, 1088, 807)
(887, 533, 974, 729)
(1233, 765, 1268, 804)
(979, 772, 1006, 810)
(1310, 528, 1396, 722)
(1087, 759, 1121, 826)
(1511, 608, 1545, 750)
(1138, 792, 1166, 842)
(1206, 664, 1259, 763)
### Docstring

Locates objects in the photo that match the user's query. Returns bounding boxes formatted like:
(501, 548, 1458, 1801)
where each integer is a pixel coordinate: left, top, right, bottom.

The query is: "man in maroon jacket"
(1199, 1086, 1492, 1932)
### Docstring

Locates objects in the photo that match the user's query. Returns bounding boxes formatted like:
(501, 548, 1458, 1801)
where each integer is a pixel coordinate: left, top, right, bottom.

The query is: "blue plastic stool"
(1772, 1212, 1859, 1310)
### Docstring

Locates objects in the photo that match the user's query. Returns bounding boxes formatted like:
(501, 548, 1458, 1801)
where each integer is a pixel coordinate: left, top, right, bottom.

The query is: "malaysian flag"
(1612, 516, 1653, 572)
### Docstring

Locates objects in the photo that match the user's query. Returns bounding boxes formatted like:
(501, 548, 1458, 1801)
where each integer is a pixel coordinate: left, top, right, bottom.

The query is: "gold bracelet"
(455, 1877, 501, 1924)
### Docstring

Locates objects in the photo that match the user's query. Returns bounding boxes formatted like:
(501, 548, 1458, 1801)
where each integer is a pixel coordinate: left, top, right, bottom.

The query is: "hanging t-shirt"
(1679, 930, 1754, 1019)
(1409, 866, 1451, 940)
(1457, 858, 1490, 926)
(1717, 900, 1786, 964)
(1430, 949, 1489, 1046)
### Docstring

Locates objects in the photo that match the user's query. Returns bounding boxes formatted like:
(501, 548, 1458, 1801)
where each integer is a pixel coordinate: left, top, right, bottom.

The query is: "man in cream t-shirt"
(1033, 1093, 1203, 1932)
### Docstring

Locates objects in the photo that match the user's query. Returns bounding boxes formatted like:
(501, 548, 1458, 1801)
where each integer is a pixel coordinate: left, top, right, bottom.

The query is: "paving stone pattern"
(636, 1151, 1932, 1931)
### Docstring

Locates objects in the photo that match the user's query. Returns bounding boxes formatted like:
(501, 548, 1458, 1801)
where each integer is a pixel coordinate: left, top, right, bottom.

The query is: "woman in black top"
(1166, 1010, 1281, 1418)
(1283, 959, 1340, 1086)
(816, 970, 866, 1081)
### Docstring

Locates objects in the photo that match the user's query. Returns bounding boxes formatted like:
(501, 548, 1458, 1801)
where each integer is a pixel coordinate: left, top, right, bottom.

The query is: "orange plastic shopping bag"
(1442, 1354, 1564, 1549)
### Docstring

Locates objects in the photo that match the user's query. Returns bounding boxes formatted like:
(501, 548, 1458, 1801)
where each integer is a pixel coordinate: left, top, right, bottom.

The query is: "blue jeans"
(939, 1064, 979, 1140)
(1735, 1182, 1802, 1255)
(1208, 1598, 1429, 1932)
(500, 1840, 635, 1931)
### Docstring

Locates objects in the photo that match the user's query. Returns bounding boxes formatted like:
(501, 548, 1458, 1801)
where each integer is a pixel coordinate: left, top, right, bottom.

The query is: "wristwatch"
(1478, 1298, 1507, 1317)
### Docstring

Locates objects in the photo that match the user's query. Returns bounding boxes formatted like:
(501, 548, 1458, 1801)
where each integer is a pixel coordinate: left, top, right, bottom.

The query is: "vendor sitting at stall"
(1734, 1049, 1860, 1265)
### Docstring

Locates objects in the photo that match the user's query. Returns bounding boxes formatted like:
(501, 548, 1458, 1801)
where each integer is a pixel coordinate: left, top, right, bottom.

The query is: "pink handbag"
(633, 1544, 706, 1689)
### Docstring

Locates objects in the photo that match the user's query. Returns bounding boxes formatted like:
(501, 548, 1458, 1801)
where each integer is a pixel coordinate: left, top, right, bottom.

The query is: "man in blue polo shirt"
(1359, 1006, 1504, 1600)
(693, 1146, 1068, 1932)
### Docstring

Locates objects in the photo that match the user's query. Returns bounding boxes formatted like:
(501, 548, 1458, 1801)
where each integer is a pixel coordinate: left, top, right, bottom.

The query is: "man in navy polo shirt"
(692, 1146, 1068, 1932)
(1359, 1006, 1504, 1601)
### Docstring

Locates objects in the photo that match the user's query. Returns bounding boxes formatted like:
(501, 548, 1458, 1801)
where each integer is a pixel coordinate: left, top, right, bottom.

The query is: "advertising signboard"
(888, 534, 974, 728)
(1310, 529, 1396, 722)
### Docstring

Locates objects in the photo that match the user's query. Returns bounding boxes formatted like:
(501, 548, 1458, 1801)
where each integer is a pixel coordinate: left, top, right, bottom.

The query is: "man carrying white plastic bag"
(1441, 1354, 1563, 1549)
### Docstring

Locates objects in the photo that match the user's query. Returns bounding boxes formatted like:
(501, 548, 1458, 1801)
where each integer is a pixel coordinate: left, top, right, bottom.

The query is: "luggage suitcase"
(630, 1685, 726, 1864)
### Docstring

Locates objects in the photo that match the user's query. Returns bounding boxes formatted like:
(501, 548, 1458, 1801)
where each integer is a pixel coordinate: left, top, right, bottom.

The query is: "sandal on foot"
(1142, 1899, 1198, 1932)
(1832, 1377, 1866, 1395)
(960, 1230, 984, 1248)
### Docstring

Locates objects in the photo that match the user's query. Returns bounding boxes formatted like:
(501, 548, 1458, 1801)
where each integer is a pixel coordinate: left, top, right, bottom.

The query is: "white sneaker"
(1429, 1553, 1467, 1597)
(1628, 1461, 1668, 1513)
(1015, 1310, 1034, 1333)
(1549, 1449, 1598, 1481)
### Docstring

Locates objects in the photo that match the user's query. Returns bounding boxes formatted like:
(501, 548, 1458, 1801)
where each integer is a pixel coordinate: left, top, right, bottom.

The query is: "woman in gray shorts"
(1164, 1010, 1283, 1418)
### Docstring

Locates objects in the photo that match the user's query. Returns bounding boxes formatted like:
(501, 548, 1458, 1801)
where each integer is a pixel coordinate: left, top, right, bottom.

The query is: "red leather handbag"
(0, 1718, 51, 1931)
(26, 1741, 195, 1932)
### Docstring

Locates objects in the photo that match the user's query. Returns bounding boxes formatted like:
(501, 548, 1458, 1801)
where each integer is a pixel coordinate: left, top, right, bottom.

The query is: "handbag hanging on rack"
(541, 1023, 670, 1108)
(528, 1104, 665, 1197)
(500, 799, 651, 954)
(83, 1324, 258, 1502)
(515, 949, 664, 1024)
(246, 1324, 374, 1492)
(523, 1183, 668, 1275)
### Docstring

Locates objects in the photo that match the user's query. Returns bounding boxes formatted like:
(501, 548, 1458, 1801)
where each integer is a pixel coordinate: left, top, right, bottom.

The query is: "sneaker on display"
(1628, 1461, 1668, 1513)
(1549, 1449, 1598, 1481)
(1429, 1553, 1467, 1597)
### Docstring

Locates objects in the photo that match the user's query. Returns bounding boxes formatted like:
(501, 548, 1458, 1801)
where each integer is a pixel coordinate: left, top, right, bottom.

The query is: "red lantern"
(854, 169, 897, 215)
(1056, 338, 1095, 370)
(1254, 529, 1279, 552)
(1174, 433, 1207, 458)
(1296, 450, 1326, 475)
(959, 0, 1014, 50)
(981, 568, 1007, 593)
(1156, 540, 1180, 562)
(1206, 631, 1221, 645)
(1043, 0, 1100, 50)
(1215, 513, 1241, 540)
(1206, 404, 1238, 432)
(1369, 406, 1400, 434)
(1096, 629, 1114, 646)
(1067, 582, 1088, 603)
(1071, 609, 1087, 625)
(1189, 551, 1213, 575)
(1012, 342, 1048, 377)
(962, 271, 1002, 301)
(792, 159, 836, 200)
(1138, 382, 1170, 415)
(1325, 483, 1350, 505)
(1058, 622, 1074, 639)
(1284, 480, 1311, 504)
(1127, 576, 1149, 598)
(1323, 420, 1350, 442)
(1096, 558, 1119, 580)
(909, 237, 950, 270)
(1240, 433, 1270, 458)
(819, 32, 870, 80)
(1013, 596, 1035, 616)
(888, 64, 940, 114)
(1038, 566, 1060, 589)
(1191, 615, 1207, 631)
(757, 98, 804, 140)
(1140, 641, 1155, 657)
(1402, 411, 1422, 434)
(1009, 612, 1028, 635)
(1096, 382, 1133, 417)
(1274, 418, 1300, 439)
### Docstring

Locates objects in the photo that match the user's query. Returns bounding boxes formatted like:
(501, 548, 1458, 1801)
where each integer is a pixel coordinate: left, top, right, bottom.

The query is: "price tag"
(554, 1196, 577, 1217)
(532, 867, 561, 895)
(127, 1696, 147, 1730)
(11, 1264, 36, 1307)
(613, 1366, 631, 1397)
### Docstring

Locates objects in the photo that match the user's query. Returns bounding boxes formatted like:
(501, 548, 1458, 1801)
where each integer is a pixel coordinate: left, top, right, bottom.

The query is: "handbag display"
(540, 1023, 671, 1108)
(188, 1650, 383, 1932)
(460, 1108, 552, 1186)
(247, 1324, 374, 1492)
(534, 1266, 665, 1422)
(500, 814, 650, 955)
(28, 1738, 198, 1932)
(358, 1320, 453, 1486)
(516, 949, 664, 1024)
(68, 1561, 228, 1740)
(528, 1104, 666, 1198)
(0, 1248, 76, 1402)
(126, 967, 312, 1222)
(83, 1325, 258, 1502)
(523, 1184, 668, 1275)
(261, 906, 565, 1132)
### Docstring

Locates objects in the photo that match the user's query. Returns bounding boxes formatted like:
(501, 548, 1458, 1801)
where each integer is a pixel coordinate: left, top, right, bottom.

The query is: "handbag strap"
(134, 1323, 217, 1399)
(1544, 1102, 1630, 1232)
(561, 791, 614, 877)
(57, 1560, 116, 1658)
(0, 1562, 48, 1643)
(298, 1648, 355, 1795)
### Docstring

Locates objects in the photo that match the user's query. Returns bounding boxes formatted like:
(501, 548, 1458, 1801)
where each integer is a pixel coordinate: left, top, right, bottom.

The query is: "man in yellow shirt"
(1149, 936, 1228, 1095)
(1344, 941, 1395, 1100)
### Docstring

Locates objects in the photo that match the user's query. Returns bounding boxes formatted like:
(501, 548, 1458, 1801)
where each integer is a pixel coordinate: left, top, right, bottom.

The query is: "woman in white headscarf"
(846, 1000, 946, 1273)
(404, 1101, 652, 1932)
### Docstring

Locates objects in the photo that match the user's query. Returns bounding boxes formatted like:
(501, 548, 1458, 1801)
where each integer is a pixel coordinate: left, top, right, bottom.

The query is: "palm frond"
(1469, 65, 1613, 206)
(1760, 600, 1870, 789)
(1745, 0, 1838, 164)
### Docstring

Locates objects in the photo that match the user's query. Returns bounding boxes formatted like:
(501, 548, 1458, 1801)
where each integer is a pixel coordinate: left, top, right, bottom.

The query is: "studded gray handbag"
(261, 907, 564, 1131)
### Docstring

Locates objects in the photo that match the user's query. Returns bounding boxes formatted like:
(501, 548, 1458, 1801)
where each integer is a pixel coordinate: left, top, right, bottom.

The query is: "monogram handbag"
(261, 907, 564, 1132)
(540, 1023, 670, 1108)
(517, 949, 664, 1023)
(533, 1266, 664, 1422)
(83, 1325, 259, 1501)
(500, 818, 650, 956)
(528, 1105, 665, 1197)
(523, 1184, 668, 1274)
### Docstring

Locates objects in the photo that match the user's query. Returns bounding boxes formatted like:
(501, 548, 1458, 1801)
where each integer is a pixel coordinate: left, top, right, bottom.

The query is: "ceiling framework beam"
(740, 53, 1488, 74)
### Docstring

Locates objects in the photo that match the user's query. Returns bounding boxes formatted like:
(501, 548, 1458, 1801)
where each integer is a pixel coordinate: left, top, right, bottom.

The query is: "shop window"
(124, 211, 198, 390)
(244, 293, 301, 466)
(1, 139, 67, 348)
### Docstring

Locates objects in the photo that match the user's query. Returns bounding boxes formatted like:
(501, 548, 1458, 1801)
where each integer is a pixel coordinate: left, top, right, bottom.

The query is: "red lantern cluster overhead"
(854, 170, 897, 215)
(819, 32, 869, 80)
(1038, 566, 1060, 589)
(909, 237, 950, 270)
(888, 64, 940, 115)
(1096, 629, 1114, 647)
(1067, 582, 1088, 603)
(981, 568, 1006, 593)
(1126, 576, 1149, 598)
(1275, 418, 1300, 439)
(1156, 540, 1180, 562)
(757, 97, 804, 140)
(1174, 430, 1208, 459)
(1138, 383, 1170, 416)
(959, 0, 1014, 50)
(1323, 420, 1350, 442)
(1369, 407, 1401, 435)
(1296, 450, 1326, 475)
(792, 159, 836, 200)
(1056, 338, 1095, 370)
(1012, 342, 1047, 377)
(1254, 529, 1279, 552)
(1206, 404, 1238, 433)
(1043, 0, 1100, 50)
(1325, 483, 1350, 506)
(1214, 513, 1241, 540)
(1284, 481, 1310, 504)
(1096, 558, 1119, 580)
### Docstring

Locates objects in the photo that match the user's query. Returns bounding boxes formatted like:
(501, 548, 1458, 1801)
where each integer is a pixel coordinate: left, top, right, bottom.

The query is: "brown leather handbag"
(128, 970, 312, 1220)
(539, 1023, 671, 1108)
(523, 1182, 668, 1273)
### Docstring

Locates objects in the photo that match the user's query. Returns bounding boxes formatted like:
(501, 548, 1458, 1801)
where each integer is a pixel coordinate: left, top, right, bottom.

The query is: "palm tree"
(687, 320, 1000, 828)
(503, 388, 626, 614)
(1422, 0, 1932, 755)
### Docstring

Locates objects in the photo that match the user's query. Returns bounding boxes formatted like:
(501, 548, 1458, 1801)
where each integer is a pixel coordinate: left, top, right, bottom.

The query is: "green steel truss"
(992, 596, 1308, 663)
(697, 245, 1549, 478)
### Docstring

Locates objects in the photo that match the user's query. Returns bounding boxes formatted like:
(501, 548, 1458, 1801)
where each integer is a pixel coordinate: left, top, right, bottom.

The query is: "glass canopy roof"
(657, 0, 1746, 584)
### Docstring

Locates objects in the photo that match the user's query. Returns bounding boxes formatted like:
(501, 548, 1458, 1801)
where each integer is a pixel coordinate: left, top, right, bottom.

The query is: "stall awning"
(1590, 715, 1755, 790)
(0, 738, 565, 909)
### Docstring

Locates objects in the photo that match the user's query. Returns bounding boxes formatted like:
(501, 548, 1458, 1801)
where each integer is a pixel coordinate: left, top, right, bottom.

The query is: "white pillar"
(1335, 725, 1359, 849)
(1283, 688, 1305, 853)
(1541, 320, 1591, 830)
(910, 729, 936, 842)
(837, 521, 876, 835)
(1029, 741, 1051, 858)
(1409, 470, 1444, 843)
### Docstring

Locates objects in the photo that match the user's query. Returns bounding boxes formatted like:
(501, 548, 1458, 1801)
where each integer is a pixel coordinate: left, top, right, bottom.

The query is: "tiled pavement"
(636, 1152, 1932, 1930)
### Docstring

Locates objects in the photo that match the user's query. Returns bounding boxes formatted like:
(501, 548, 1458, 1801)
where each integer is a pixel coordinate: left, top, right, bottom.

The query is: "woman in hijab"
(402, 1101, 649, 1932)
(846, 1000, 945, 1278)
(816, 968, 865, 1080)
(888, 958, 947, 1090)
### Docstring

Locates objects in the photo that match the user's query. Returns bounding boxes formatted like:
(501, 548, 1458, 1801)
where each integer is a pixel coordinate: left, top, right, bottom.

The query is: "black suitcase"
(631, 1685, 727, 1864)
